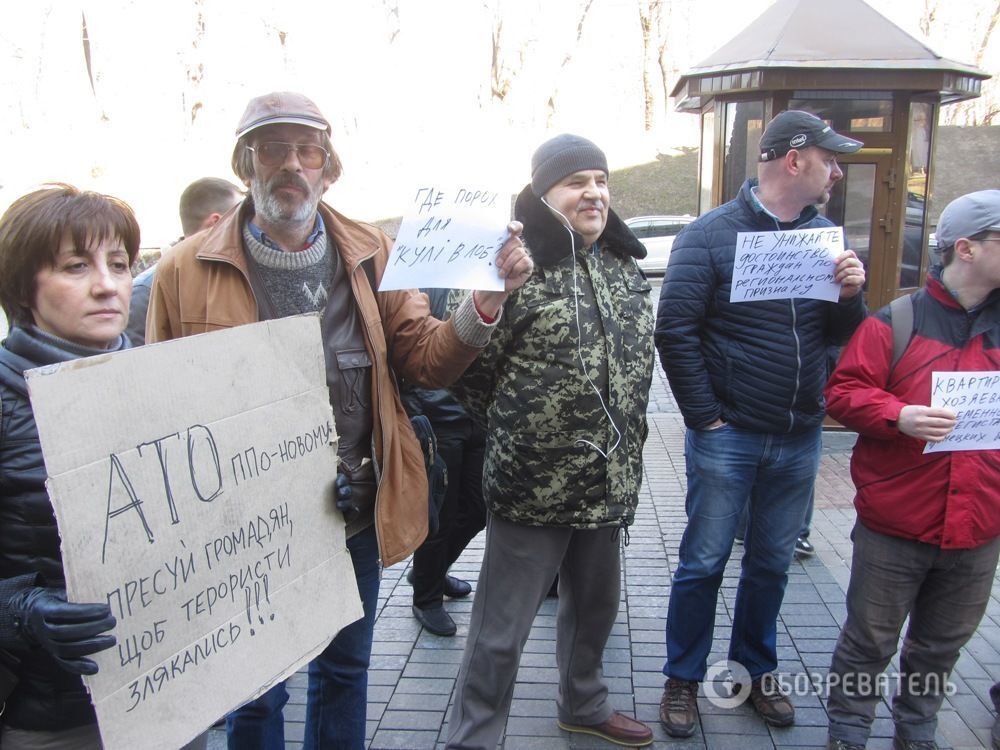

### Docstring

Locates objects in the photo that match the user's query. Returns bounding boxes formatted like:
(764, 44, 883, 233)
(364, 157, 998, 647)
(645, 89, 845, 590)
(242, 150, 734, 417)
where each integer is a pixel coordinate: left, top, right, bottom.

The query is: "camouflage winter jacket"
(450, 186, 653, 528)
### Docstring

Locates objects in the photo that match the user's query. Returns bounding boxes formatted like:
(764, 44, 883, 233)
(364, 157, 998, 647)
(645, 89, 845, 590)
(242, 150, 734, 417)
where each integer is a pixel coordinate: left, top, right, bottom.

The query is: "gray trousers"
(827, 521, 1000, 745)
(445, 514, 622, 750)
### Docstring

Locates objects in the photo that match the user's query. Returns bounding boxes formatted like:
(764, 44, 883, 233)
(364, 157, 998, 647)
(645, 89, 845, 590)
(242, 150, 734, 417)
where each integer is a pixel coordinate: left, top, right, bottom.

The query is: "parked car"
(625, 215, 695, 275)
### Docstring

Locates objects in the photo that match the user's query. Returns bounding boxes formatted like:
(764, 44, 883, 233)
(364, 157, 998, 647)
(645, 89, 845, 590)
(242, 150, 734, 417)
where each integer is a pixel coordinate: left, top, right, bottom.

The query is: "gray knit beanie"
(530, 134, 608, 197)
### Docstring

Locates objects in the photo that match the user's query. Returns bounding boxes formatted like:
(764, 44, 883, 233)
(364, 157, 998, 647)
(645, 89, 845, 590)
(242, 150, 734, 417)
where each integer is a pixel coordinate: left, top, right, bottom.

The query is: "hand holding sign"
(898, 404, 958, 443)
(923, 371, 1000, 453)
(473, 221, 532, 318)
(730, 227, 844, 303)
(379, 184, 517, 292)
(833, 249, 865, 300)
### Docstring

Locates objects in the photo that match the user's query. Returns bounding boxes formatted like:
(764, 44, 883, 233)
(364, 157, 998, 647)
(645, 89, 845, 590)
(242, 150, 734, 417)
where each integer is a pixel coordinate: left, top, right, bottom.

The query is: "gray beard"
(250, 176, 318, 226)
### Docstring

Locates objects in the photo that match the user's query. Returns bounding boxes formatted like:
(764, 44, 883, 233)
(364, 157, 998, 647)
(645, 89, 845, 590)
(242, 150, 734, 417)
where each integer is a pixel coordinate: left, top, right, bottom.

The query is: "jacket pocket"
(485, 428, 607, 525)
(335, 348, 372, 415)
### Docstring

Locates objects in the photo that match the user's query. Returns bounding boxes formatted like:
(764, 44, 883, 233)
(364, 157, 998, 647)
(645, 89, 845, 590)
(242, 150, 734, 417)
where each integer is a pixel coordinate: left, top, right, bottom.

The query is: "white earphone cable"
(540, 196, 622, 459)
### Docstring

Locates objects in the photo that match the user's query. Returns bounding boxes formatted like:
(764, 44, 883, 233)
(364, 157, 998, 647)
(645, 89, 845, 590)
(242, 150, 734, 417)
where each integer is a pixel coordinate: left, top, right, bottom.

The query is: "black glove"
(334, 471, 355, 515)
(12, 587, 117, 675)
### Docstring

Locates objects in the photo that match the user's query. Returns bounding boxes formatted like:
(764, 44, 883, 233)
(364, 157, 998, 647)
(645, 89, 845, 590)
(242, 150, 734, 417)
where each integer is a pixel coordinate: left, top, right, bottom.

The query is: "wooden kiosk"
(672, 0, 989, 308)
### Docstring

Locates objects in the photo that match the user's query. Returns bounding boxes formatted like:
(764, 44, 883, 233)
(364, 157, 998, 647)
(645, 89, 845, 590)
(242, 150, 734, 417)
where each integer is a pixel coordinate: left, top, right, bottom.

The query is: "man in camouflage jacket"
(445, 135, 655, 750)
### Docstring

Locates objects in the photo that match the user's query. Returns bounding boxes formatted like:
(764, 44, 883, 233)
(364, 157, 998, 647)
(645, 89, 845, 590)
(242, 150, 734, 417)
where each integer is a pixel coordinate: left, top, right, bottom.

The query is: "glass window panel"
(823, 164, 876, 282)
(699, 110, 715, 215)
(901, 102, 933, 288)
(787, 95, 893, 133)
(722, 100, 763, 204)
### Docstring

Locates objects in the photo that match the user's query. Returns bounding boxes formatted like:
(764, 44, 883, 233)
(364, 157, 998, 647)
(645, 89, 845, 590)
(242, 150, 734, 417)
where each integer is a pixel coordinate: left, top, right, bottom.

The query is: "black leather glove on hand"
(334, 471, 356, 515)
(12, 587, 117, 675)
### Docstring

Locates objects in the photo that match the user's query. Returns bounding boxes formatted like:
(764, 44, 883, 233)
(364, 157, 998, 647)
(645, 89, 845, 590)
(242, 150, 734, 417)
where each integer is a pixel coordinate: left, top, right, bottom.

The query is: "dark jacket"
(825, 270, 1000, 549)
(654, 178, 866, 433)
(400, 288, 474, 429)
(0, 326, 128, 731)
(449, 185, 653, 528)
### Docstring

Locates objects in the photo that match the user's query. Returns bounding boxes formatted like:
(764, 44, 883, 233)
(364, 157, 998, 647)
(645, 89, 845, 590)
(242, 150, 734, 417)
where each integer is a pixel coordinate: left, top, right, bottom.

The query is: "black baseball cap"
(759, 110, 863, 162)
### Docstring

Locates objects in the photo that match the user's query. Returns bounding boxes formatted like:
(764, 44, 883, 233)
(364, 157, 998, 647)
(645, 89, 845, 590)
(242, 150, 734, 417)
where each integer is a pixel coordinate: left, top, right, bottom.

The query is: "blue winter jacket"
(654, 179, 866, 434)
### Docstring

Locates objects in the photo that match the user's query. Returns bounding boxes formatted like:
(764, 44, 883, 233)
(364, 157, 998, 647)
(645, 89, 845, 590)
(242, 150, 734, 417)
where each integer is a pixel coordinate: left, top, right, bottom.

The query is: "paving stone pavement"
(208, 357, 1000, 750)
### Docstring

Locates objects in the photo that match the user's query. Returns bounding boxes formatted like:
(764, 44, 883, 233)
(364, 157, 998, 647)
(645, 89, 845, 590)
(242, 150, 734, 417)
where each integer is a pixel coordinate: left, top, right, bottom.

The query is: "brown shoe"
(747, 672, 795, 727)
(659, 677, 699, 737)
(557, 711, 653, 747)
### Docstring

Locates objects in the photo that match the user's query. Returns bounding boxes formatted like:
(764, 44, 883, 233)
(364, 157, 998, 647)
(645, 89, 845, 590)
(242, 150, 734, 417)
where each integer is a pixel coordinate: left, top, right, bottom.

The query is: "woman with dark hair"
(0, 184, 137, 748)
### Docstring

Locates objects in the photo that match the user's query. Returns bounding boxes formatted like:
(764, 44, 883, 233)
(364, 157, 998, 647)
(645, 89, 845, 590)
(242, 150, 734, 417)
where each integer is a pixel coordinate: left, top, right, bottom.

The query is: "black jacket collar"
(513, 184, 646, 268)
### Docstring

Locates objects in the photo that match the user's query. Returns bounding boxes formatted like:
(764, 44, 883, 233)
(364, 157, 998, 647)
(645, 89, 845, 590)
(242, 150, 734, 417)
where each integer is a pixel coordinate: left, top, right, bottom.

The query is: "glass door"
(821, 152, 894, 310)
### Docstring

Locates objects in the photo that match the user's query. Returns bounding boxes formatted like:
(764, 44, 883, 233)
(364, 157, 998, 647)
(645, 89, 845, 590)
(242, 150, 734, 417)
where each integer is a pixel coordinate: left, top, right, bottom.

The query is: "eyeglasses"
(247, 142, 329, 169)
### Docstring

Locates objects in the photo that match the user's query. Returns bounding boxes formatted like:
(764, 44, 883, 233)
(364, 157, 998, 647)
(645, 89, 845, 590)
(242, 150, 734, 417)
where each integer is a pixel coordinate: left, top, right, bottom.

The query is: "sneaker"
(892, 738, 937, 750)
(795, 537, 815, 558)
(411, 604, 457, 636)
(747, 673, 795, 726)
(659, 678, 699, 737)
(558, 711, 653, 747)
(826, 738, 865, 750)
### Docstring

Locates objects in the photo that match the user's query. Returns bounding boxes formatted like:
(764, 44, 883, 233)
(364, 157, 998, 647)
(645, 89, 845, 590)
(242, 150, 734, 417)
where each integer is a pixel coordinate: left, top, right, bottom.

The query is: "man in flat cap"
(823, 190, 1000, 750)
(654, 110, 867, 736)
(147, 91, 532, 749)
(444, 134, 654, 749)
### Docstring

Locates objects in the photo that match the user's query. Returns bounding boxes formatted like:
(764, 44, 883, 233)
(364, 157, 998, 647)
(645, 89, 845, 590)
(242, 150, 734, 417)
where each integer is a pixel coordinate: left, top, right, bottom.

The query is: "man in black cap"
(654, 110, 867, 736)
(148, 91, 533, 749)
(823, 190, 1000, 750)
(444, 134, 654, 748)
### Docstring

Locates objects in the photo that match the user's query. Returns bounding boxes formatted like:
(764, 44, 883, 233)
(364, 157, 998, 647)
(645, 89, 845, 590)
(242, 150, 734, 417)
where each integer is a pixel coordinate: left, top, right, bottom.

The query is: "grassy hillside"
(608, 147, 699, 219)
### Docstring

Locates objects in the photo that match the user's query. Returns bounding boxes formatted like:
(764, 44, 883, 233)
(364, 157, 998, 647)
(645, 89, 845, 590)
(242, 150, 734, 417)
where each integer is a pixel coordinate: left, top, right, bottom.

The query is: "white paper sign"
(730, 227, 844, 303)
(924, 371, 1000, 453)
(25, 316, 363, 750)
(378, 184, 511, 291)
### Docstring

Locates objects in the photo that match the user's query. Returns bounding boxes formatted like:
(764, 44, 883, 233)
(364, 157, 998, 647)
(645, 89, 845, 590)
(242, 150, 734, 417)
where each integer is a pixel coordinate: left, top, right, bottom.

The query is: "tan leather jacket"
(147, 200, 483, 566)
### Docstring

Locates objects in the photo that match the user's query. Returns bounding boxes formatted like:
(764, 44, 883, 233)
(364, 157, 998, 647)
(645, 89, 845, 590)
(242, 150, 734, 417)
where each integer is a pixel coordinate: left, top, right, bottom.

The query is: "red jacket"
(825, 273, 1000, 549)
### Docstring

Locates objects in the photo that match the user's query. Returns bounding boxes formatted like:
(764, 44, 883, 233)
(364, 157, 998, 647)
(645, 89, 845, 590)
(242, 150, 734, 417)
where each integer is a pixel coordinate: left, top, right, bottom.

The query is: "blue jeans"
(664, 423, 821, 681)
(827, 522, 1000, 746)
(227, 525, 381, 750)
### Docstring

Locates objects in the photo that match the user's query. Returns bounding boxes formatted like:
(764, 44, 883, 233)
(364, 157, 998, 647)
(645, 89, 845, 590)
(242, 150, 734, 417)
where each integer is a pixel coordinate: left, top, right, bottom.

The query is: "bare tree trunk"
(182, 0, 206, 125)
(639, 0, 663, 131)
(940, 0, 999, 125)
(80, 11, 109, 121)
(490, 13, 509, 102)
(382, 0, 400, 44)
(975, 0, 1000, 67)
(975, 0, 1000, 124)
(546, 0, 595, 126)
(919, 0, 938, 37)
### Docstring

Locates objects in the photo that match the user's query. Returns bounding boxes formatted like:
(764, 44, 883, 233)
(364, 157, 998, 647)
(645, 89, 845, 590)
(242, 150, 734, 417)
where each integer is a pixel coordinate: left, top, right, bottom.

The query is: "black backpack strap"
(889, 294, 915, 373)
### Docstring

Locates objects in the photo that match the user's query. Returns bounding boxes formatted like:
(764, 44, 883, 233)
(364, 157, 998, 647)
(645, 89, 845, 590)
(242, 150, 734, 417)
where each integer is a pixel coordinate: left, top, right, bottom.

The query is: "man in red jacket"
(823, 190, 1000, 750)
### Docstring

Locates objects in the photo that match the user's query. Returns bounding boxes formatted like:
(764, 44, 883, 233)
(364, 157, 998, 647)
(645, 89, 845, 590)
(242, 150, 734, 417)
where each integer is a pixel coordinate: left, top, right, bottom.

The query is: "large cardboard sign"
(379, 183, 512, 291)
(925, 371, 1000, 453)
(25, 316, 363, 750)
(730, 227, 843, 303)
